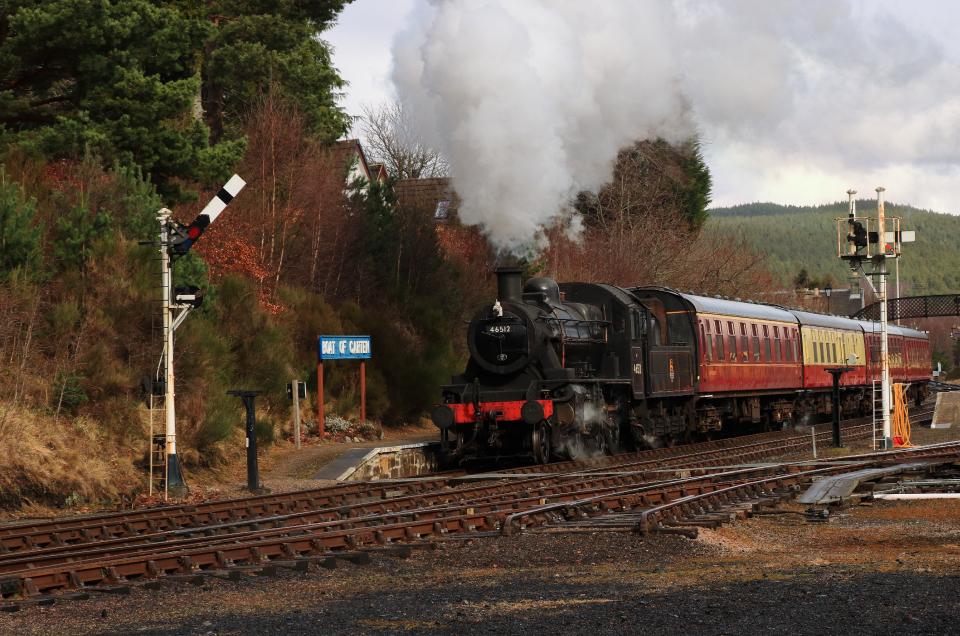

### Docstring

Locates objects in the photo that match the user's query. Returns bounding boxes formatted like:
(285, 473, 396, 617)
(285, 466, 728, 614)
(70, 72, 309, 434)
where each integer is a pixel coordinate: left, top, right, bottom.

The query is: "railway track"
(0, 389, 952, 610)
(0, 417, 880, 555)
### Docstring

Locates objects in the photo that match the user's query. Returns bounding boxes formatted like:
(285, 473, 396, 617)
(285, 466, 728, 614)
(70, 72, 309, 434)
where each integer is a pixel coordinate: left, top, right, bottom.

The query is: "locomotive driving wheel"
(531, 421, 551, 464)
(567, 428, 606, 461)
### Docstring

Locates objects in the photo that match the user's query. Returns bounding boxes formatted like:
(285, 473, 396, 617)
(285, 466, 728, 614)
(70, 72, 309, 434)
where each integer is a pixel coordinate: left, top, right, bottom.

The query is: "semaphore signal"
(169, 174, 246, 257)
(144, 175, 245, 499)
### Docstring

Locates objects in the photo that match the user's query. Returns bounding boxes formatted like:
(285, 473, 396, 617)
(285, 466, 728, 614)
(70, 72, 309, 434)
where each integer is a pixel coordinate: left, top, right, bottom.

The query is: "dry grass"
(0, 402, 142, 509)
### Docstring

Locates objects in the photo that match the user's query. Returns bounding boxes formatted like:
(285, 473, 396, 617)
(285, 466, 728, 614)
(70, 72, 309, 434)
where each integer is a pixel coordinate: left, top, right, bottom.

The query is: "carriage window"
(774, 326, 780, 338)
(832, 343, 838, 364)
(820, 342, 825, 364)
(753, 336, 760, 362)
(700, 325, 709, 361)
(765, 338, 772, 362)
(813, 339, 818, 363)
(716, 335, 725, 362)
(728, 321, 735, 335)
(775, 338, 782, 362)
(741, 323, 747, 336)
(706, 328, 713, 360)
(715, 320, 722, 334)
(763, 325, 769, 338)
(729, 336, 737, 362)
(742, 336, 749, 362)
(752, 324, 759, 337)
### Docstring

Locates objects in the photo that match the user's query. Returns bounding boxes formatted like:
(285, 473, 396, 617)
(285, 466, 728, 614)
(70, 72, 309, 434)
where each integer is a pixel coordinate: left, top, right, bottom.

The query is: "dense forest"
(711, 201, 960, 295)
(0, 1, 787, 507)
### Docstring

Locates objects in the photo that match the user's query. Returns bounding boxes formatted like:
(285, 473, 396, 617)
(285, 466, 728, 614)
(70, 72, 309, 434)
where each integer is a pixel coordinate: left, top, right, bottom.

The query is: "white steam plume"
(392, 1, 694, 252)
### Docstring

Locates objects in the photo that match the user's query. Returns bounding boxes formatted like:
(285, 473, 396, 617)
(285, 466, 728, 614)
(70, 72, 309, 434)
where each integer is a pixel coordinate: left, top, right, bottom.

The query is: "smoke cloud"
(393, 1, 696, 251)
(392, 1, 955, 248)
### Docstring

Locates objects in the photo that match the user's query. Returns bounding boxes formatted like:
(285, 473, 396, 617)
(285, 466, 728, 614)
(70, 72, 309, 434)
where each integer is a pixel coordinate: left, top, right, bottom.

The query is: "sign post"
(318, 336, 372, 438)
(825, 366, 854, 447)
(286, 380, 306, 448)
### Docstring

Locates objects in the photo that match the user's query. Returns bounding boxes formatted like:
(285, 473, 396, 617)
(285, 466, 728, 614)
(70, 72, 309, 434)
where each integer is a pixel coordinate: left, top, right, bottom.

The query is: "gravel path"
(5, 496, 959, 636)
(180, 427, 438, 501)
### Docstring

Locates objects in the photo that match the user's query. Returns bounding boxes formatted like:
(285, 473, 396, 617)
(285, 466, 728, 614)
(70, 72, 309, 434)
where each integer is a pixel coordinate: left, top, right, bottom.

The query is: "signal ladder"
(148, 232, 168, 498)
(871, 380, 883, 449)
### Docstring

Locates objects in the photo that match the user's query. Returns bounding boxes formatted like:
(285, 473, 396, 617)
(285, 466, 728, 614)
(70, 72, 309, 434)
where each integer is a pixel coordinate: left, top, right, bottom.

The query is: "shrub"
(255, 418, 275, 447)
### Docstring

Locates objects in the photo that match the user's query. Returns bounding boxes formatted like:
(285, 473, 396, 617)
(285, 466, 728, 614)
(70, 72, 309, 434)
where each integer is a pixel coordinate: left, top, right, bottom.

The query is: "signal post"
(837, 187, 903, 449)
(148, 176, 246, 498)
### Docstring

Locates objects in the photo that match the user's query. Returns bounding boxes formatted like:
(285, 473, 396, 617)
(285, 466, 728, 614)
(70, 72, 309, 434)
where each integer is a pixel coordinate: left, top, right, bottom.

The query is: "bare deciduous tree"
(359, 99, 449, 179)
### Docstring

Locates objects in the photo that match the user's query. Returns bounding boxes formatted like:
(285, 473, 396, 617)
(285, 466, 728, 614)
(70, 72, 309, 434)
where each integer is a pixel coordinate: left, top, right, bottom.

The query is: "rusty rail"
(0, 395, 946, 609)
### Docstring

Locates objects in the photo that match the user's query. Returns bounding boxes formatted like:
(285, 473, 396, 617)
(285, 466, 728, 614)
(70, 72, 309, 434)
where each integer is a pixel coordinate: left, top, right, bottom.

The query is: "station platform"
(310, 441, 441, 482)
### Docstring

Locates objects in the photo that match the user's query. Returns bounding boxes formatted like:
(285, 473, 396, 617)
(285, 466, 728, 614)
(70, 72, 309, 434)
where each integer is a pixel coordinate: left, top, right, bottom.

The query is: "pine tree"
(0, 0, 245, 201)
(195, 0, 354, 145)
(0, 170, 42, 273)
(680, 138, 712, 228)
(55, 190, 111, 272)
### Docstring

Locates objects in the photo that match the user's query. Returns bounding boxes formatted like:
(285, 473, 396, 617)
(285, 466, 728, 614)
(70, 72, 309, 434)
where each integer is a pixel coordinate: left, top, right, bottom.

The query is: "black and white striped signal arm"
(171, 175, 246, 255)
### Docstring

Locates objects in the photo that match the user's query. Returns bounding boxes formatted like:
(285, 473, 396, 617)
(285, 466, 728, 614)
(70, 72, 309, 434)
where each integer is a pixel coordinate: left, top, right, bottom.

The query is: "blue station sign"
(319, 335, 371, 360)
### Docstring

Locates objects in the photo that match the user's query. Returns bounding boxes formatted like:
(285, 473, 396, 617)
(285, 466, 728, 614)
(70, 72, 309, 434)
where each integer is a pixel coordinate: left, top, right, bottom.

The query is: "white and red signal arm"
(171, 174, 245, 256)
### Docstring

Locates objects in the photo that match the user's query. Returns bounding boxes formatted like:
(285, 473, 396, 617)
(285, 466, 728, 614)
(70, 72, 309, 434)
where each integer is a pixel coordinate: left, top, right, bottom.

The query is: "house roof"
(331, 139, 372, 181)
(367, 162, 388, 182)
(394, 177, 458, 217)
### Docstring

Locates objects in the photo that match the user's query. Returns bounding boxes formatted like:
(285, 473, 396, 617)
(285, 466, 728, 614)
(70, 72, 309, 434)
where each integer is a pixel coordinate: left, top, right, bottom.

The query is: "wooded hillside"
(711, 201, 960, 295)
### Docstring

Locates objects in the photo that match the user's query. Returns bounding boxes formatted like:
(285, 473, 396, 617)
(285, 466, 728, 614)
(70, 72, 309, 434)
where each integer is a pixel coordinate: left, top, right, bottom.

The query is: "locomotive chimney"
(495, 266, 523, 303)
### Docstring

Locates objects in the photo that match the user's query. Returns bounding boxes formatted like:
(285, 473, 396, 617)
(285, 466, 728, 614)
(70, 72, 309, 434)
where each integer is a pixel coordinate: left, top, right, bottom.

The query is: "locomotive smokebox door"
(631, 347, 644, 398)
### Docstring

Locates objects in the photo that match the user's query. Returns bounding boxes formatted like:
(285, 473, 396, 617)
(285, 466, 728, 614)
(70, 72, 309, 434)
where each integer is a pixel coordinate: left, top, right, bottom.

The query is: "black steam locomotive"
(431, 266, 698, 464)
(431, 267, 933, 465)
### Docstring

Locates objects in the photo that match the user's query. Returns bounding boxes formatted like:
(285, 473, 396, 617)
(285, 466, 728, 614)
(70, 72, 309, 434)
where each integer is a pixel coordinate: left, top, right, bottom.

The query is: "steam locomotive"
(431, 267, 931, 464)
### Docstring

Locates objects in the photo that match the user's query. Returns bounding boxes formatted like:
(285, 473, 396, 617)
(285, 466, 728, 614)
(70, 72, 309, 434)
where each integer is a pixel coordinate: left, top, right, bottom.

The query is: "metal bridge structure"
(854, 294, 960, 321)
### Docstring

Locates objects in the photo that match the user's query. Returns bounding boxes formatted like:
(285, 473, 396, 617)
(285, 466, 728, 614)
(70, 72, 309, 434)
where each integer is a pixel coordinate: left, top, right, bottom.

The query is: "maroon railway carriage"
(857, 321, 931, 398)
(643, 290, 931, 430)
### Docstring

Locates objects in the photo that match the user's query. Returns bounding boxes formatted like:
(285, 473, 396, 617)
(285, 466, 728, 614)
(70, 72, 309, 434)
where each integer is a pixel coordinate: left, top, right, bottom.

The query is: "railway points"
(0, 386, 956, 617)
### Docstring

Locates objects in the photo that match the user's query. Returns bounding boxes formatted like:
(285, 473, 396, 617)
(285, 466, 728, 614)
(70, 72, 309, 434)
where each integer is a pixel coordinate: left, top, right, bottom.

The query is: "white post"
(895, 257, 900, 326)
(877, 187, 892, 449)
(293, 379, 301, 450)
(160, 212, 187, 495)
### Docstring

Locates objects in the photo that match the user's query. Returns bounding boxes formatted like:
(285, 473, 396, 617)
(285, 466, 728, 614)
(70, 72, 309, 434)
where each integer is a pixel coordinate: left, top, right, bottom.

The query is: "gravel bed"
(5, 498, 960, 636)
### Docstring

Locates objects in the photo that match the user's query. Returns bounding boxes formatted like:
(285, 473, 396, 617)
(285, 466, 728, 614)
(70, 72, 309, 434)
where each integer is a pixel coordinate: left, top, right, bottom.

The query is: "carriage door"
(631, 310, 645, 399)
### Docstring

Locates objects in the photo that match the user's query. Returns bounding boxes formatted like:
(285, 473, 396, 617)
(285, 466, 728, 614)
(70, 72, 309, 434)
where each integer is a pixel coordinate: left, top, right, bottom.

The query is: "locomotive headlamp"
(520, 400, 545, 425)
(432, 404, 455, 429)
